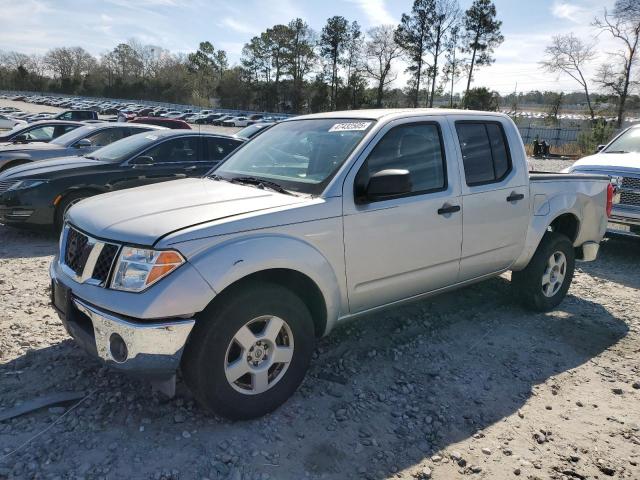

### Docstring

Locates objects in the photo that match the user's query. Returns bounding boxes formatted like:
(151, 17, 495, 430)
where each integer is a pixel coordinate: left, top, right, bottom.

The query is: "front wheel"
(512, 231, 575, 311)
(54, 191, 92, 234)
(181, 283, 315, 420)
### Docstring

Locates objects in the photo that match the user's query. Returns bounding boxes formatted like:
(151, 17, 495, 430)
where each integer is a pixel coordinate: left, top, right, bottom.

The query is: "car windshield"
(50, 125, 96, 146)
(211, 118, 374, 195)
(87, 132, 163, 163)
(604, 127, 640, 153)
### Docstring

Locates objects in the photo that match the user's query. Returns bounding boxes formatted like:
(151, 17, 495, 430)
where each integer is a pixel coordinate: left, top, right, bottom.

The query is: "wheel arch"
(186, 234, 344, 337)
(512, 209, 582, 271)
(201, 268, 328, 338)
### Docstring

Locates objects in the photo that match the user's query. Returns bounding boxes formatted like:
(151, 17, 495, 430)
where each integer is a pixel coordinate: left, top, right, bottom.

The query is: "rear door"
(343, 117, 463, 313)
(451, 116, 529, 281)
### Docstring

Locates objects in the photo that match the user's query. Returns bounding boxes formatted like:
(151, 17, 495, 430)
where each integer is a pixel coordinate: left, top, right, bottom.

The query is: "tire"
(512, 231, 575, 311)
(54, 191, 91, 234)
(181, 282, 315, 420)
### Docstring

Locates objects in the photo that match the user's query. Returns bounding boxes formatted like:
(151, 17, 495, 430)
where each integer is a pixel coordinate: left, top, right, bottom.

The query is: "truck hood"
(67, 177, 309, 245)
(571, 152, 640, 175)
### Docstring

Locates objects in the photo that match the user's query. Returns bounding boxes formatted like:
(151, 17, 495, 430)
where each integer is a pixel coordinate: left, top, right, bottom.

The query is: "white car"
(223, 116, 250, 127)
(0, 114, 25, 130)
(563, 123, 640, 236)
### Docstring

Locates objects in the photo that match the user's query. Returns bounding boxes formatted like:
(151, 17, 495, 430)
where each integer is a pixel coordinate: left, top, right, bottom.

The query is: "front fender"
(187, 234, 343, 335)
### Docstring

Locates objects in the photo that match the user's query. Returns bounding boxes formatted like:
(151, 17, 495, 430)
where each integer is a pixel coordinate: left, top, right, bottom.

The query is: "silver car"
(0, 123, 165, 172)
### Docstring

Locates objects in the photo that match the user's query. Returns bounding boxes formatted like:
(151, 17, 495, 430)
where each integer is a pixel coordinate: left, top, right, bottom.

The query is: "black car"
(0, 130, 245, 232)
(54, 110, 99, 121)
(0, 120, 83, 144)
(0, 123, 163, 172)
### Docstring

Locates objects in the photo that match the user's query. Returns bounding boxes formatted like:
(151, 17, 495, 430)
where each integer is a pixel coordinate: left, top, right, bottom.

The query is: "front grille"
(93, 243, 119, 283)
(64, 228, 90, 275)
(60, 225, 120, 286)
(620, 176, 640, 207)
(0, 180, 19, 195)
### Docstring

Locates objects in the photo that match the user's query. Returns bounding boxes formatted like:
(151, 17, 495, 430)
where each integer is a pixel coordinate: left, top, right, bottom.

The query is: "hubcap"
(224, 315, 294, 395)
(541, 251, 567, 297)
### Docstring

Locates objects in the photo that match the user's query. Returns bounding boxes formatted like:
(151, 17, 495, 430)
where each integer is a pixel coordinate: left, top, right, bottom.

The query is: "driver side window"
(355, 123, 447, 198)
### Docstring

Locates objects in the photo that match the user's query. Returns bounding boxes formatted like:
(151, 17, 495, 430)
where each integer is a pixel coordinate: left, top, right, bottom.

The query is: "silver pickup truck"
(50, 109, 612, 419)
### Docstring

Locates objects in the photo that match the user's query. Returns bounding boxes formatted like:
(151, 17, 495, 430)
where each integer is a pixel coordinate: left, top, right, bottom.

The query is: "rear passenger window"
(204, 138, 242, 161)
(455, 122, 511, 186)
(357, 123, 446, 197)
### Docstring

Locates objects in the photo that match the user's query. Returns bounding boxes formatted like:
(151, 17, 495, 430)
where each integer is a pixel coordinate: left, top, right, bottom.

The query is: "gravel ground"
(0, 135, 639, 480)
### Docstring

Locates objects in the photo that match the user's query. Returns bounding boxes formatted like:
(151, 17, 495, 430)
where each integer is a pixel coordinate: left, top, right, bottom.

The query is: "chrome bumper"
(71, 299, 195, 377)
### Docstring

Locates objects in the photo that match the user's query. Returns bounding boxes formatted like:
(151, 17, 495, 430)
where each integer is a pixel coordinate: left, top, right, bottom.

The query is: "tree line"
(0, 0, 637, 123)
(0, 0, 504, 113)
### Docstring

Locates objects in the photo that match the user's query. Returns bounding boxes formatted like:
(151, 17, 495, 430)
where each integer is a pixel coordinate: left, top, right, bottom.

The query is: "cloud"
(219, 17, 256, 35)
(551, 1, 589, 23)
(348, 0, 396, 27)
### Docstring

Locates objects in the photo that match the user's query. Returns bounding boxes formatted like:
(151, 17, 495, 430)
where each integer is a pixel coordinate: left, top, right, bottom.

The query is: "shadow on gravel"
(0, 275, 629, 479)
(0, 225, 57, 259)
(578, 234, 640, 290)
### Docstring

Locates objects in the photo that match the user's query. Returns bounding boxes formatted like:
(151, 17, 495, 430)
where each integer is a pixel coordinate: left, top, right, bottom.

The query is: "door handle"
(437, 204, 461, 215)
(184, 165, 197, 172)
(506, 192, 525, 202)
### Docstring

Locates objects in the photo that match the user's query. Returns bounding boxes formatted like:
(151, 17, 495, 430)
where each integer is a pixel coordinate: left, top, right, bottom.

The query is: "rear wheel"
(512, 231, 575, 311)
(181, 283, 315, 420)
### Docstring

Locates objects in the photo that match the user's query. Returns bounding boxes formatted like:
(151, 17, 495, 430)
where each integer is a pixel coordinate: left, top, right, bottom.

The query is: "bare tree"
(426, 0, 460, 107)
(365, 25, 403, 107)
(593, 0, 640, 127)
(541, 33, 597, 120)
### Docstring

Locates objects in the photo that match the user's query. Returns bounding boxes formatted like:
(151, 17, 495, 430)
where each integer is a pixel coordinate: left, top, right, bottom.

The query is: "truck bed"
(529, 172, 610, 181)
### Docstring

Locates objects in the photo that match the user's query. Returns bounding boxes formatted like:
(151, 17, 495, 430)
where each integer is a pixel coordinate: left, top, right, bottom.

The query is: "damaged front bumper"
(51, 263, 195, 380)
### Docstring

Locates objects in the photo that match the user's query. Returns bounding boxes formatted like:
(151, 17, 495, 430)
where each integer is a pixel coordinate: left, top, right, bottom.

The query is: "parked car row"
(2, 93, 290, 126)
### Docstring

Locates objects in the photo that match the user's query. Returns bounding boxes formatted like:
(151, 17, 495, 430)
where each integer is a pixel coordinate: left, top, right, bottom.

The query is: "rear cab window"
(455, 121, 512, 186)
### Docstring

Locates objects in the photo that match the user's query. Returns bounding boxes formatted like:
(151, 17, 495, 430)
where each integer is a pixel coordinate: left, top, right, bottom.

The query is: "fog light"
(109, 333, 128, 363)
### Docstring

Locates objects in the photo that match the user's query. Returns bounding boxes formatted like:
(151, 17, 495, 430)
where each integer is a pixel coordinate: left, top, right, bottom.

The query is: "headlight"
(6, 179, 47, 191)
(111, 247, 185, 292)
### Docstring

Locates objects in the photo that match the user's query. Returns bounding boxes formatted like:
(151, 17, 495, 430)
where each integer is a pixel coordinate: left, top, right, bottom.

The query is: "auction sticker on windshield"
(329, 121, 372, 132)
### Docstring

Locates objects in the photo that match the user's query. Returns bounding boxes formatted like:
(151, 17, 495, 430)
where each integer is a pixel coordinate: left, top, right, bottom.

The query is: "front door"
(343, 119, 463, 313)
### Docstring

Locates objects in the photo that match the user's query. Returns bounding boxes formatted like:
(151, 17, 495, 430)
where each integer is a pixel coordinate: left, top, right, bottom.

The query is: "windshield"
(604, 127, 640, 153)
(212, 118, 373, 194)
(88, 132, 163, 162)
(51, 125, 96, 146)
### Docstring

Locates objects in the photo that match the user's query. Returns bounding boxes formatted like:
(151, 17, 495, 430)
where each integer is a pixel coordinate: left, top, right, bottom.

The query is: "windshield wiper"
(84, 155, 97, 160)
(230, 176, 295, 195)
(605, 150, 629, 154)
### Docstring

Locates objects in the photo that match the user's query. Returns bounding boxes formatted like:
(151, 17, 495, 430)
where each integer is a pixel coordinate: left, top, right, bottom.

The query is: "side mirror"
(596, 144, 606, 153)
(360, 169, 412, 203)
(75, 138, 92, 148)
(12, 134, 28, 143)
(130, 155, 154, 166)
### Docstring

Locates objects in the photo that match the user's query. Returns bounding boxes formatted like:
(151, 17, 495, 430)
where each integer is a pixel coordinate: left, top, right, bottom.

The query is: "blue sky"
(0, 0, 617, 93)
